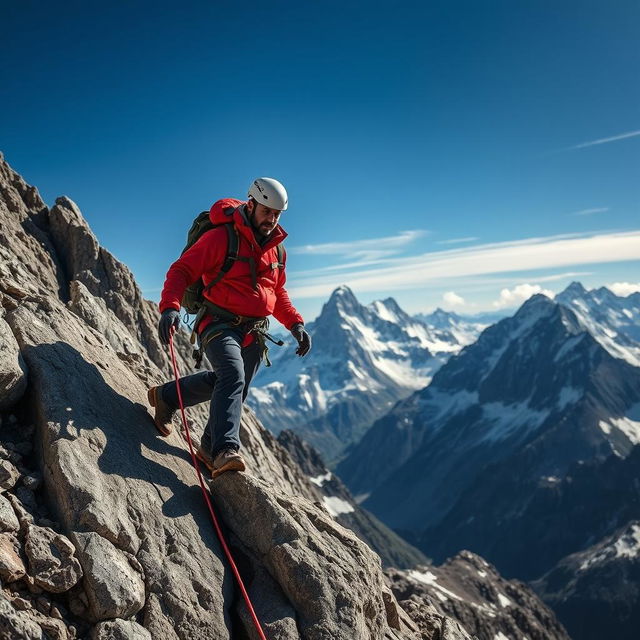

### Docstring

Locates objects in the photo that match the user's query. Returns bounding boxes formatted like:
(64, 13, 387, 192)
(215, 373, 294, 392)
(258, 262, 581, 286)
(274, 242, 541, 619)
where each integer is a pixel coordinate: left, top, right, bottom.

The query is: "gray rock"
(0, 314, 27, 410)
(0, 532, 26, 582)
(0, 493, 19, 532)
(73, 531, 144, 621)
(0, 590, 46, 640)
(25, 524, 83, 593)
(210, 473, 394, 639)
(22, 473, 42, 491)
(90, 619, 152, 640)
(0, 459, 20, 491)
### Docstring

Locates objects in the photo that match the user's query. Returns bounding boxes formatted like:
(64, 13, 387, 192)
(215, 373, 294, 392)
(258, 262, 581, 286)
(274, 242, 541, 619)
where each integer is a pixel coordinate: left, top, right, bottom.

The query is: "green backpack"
(180, 209, 285, 315)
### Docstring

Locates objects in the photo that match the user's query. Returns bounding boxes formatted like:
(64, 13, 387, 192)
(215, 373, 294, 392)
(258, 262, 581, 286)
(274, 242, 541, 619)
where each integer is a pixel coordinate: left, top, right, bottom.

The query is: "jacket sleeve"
(272, 267, 304, 330)
(159, 228, 226, 312)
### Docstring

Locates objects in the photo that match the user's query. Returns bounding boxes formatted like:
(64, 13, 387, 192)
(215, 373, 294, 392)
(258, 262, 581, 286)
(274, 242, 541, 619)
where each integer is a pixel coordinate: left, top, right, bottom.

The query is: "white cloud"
(572, 207, 609, 216)
(607, 282, 640, 297)
(566, 129, 640, 150)
(443, 291, 465, 307)
(492, 284, 555, 309)
(287, 230, 640, 299)
(437, 237, 479, 245)
(290, 230, 427, 261)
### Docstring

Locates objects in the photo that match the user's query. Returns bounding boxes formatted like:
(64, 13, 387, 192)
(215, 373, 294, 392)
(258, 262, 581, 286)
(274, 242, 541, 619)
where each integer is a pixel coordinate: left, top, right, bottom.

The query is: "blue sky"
(2, 1, 639, 323)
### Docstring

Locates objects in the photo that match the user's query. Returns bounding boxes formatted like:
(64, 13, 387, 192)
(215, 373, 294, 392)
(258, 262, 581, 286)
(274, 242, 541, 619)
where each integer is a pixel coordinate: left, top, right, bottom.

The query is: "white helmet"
(248, 177, 288, 211)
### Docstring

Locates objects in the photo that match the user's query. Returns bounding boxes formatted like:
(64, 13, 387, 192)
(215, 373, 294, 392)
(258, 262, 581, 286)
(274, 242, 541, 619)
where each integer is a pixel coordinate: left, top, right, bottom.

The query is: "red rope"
(168, 331, 268, 640)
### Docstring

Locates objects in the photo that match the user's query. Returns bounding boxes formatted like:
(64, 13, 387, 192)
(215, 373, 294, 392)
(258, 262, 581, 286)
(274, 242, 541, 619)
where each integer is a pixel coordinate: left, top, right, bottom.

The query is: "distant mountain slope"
(339, 291, 640, 540)
(248, 286, 484, 463)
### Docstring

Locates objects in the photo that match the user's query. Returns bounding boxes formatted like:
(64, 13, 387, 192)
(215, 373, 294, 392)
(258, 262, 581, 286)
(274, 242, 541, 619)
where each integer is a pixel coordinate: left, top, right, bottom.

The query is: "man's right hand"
(158, 309, 181, 345)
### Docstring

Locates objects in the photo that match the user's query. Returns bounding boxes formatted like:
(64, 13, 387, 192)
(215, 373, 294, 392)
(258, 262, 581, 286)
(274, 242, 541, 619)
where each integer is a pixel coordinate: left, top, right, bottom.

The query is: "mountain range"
(248, 285, 487, 463)
(335, 282, 640, 639)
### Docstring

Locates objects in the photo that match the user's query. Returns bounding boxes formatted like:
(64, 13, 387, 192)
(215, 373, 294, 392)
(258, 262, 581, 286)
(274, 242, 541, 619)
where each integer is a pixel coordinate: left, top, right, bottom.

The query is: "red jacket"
(159, 199, 304, 334)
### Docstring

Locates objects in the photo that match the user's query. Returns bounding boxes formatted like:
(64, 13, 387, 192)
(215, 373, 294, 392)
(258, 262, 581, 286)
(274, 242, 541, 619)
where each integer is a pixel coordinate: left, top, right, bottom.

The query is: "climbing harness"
(189, 300, 284, 369)
(168, 330, 268, 640)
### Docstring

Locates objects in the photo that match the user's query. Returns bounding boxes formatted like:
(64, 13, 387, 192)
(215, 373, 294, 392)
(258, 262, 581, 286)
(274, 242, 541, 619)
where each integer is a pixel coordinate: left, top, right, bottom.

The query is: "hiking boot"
(211, 447, 245, 479)
(147, 386, 175, 437)
(196, 445, 215, 474)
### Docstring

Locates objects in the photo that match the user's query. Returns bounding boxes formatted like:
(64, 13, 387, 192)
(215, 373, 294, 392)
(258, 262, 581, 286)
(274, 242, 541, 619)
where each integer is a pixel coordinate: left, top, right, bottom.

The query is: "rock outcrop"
(386, 551, 570, 640)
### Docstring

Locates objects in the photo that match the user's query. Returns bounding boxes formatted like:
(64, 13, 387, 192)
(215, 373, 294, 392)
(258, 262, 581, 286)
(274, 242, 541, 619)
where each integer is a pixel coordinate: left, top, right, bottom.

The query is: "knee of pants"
(214, 359, 246, 389)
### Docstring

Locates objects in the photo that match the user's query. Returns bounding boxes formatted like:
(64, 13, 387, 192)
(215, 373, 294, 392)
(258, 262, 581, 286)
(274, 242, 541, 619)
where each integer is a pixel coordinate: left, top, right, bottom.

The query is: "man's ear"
(247, 198, 255, 213)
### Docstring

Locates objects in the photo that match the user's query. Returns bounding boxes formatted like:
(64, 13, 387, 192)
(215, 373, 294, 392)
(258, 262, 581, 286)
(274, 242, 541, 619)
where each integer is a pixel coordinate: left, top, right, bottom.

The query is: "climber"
(148, 177, 311, 477)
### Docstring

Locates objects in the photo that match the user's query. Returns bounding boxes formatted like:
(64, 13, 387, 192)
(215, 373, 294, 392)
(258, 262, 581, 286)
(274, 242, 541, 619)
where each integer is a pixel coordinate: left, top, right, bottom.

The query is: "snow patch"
(580, 523, 640, 570)
(481, 401, 550, 442)
(477, 570, 487, 578)
(322, 496, 354, 517)
(309, 471, 332, 487)
(408, 570, 463, 601)
(494, 633, 510, 640)
(497, 593, 512, 608)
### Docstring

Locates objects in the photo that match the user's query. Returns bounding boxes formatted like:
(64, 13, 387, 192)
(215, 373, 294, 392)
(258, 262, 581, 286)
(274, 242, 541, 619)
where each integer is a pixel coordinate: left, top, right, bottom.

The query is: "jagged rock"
(73, 531, 144, 621)
(91, 619, 152, 640)
(0, 314, 27, 409)
(210, 472, 395, 639)
(387, 551, 570, 640)
(0, 492, 19, 532)
(0, 459, 20, 491)
(0, 531, 26, 582)
(25, 524, 83, 593)
(0, 590, 45, 640)
(6, 491, 35, 527)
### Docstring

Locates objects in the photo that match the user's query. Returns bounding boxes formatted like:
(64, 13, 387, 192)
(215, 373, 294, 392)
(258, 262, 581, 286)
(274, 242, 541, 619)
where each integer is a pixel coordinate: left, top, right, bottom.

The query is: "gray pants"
(160, 326, 262, 456)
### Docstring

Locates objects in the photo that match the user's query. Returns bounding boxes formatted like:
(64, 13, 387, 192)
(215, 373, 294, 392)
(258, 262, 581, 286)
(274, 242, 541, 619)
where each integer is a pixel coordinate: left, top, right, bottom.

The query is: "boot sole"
(196, 449, 215, 474)
(147, 387, 172, 437)
(212, 460, 246, 479)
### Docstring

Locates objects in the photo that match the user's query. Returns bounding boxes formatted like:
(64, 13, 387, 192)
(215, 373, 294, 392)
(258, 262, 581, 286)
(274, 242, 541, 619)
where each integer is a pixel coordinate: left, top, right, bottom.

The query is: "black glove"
(158, 309, 180, 345)
(290, 323, 311, 357)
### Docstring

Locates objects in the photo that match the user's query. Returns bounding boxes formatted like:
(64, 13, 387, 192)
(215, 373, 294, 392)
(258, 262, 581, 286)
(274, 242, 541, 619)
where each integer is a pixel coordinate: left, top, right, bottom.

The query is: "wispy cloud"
(436, 237, 479, 245)
(287, 230, 640, 299)
(572, 207, 609, 216)
(290, 230, 427, 262)
(564, 129, 640, 151)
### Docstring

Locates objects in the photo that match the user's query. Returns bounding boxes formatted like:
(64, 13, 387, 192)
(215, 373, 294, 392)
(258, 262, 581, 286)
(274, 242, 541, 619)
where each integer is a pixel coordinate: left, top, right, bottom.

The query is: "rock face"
(387, 551, 570, 640)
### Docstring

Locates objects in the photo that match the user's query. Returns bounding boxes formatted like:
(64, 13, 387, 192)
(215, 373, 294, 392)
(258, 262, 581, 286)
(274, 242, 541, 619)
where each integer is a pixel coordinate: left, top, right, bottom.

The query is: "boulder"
(91, 619, 152, 640)
(210, 472, 394, 639)
(25, 524, 83, 593)
(0, 492, 20, 532)
(0, 532, 26, 582)
(0, 591, 45, 640)
(0, 314, 27, 410)
(73, 531, 145, 621)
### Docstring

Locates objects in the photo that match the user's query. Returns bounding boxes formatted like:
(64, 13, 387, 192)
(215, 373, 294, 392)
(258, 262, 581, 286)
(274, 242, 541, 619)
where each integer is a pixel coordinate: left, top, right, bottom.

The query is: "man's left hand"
(290, 323, 311, 357)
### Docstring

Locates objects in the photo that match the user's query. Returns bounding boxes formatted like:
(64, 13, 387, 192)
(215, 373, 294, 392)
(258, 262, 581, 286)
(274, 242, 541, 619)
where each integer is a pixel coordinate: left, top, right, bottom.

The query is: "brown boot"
(212, 448, 246, 478)
(196, 445, 215, 474)
(147, 386, 175, 437)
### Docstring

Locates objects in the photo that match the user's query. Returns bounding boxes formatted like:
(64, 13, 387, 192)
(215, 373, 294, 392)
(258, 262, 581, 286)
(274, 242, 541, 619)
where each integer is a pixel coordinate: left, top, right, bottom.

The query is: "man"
(149, 177, 311, 477)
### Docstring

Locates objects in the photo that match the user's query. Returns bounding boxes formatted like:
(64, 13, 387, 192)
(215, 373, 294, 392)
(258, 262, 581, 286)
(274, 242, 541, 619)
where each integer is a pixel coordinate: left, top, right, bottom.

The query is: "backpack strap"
(272, 243, 286, 270)
(202, 223, 240, 293)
